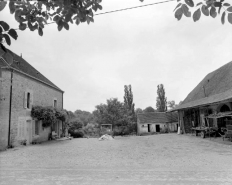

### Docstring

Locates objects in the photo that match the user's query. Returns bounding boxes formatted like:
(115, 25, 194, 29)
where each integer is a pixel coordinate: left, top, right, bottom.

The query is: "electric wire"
(1, 0, 175, 32)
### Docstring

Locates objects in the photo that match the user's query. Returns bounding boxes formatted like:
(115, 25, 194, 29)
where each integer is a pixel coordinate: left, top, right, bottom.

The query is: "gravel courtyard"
(0, 134, 232, 185)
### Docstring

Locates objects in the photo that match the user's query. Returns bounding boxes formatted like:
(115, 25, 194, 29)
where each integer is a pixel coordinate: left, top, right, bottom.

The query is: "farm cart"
(207, 111, 232, 141)
(191, 126, 218, 138)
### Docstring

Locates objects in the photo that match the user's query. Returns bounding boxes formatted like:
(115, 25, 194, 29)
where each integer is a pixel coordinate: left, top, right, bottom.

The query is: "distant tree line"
(67, 83, 183, 138)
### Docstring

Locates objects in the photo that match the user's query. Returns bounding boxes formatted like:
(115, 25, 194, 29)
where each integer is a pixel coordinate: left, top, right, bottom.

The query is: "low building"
(137, 112, 178, 135)
(173, 61, 232, 134)
(0, 48, 64, 150)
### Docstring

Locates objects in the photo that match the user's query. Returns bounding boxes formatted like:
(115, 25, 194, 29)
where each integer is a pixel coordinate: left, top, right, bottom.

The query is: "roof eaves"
(0, 57, 11, 68)
(172, 89, 232, 111)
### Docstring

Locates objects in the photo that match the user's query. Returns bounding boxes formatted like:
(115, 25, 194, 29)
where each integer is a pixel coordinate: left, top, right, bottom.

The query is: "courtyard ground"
(0, 134, 232, 185)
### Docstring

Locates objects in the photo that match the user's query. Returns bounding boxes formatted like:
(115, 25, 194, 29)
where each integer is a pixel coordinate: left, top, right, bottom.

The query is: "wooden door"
(26, 120, 32, 144)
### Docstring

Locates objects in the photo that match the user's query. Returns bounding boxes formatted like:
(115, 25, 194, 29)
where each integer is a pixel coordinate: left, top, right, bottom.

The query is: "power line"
(95, 0, 175, 16)
(2, 0, 175, 32)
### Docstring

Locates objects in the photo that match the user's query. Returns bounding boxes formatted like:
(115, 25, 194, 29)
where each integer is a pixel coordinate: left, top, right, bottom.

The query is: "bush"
(113, 126, 128, 136)
(83, 124, 100, 137)
(69, 121, 83, 130)
(113, 125, 136, 136)
(68, 129, 84, 138)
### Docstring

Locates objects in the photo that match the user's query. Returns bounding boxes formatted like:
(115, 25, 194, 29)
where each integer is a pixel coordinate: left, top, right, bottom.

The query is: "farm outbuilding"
(172, 61, 232, 138)
(137, 112, 178, 135)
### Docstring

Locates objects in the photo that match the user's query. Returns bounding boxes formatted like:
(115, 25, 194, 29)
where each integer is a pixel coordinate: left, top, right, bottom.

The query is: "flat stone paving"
(0, 134, 232, 185)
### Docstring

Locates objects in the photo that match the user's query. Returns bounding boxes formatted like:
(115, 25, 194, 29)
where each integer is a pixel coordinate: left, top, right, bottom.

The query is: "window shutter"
(30, 91, 33, 109)
(23, 91, 27, 109)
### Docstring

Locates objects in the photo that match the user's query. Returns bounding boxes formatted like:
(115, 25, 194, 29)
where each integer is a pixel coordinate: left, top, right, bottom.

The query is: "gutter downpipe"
(61, 91, 64, 136)
(8, 69, 13, 147)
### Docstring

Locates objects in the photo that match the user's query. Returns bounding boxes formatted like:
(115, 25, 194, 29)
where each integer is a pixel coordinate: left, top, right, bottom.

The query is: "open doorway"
(156, 125, 160, 132)
(148, 124, 151, 132)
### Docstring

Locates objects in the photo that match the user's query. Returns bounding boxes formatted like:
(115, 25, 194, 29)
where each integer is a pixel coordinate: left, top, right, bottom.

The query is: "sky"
(1, 0, 232, 112)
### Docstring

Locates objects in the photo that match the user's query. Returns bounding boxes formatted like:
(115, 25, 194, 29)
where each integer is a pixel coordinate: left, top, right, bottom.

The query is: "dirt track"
(0, 134, 232, 185)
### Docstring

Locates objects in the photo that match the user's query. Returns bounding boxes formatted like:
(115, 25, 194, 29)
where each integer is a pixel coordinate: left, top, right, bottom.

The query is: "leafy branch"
(0, 21, 18, 46)
(0, 0, 102, 46)
(174, 0, 232, 24)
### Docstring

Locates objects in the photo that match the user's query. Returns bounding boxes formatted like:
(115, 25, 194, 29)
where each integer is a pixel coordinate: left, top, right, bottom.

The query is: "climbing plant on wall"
(31, 106, 66, 127)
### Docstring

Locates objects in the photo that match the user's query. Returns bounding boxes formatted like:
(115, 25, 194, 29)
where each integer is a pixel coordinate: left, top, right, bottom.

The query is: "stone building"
(173, 61, 232, 134)
(137, 112, 178, 135)
(0, 48, 64, 150)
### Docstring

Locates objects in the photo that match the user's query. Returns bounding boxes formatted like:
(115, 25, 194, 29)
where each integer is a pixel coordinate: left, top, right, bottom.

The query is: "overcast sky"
(1, 0, 232, 112)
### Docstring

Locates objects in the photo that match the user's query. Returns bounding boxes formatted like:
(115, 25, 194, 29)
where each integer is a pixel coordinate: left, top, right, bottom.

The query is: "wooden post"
(179, 110, 185, 134)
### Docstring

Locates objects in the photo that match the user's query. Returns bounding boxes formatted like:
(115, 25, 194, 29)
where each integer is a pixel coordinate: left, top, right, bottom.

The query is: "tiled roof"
(173, 88, 232, 111)
(165, 112, 179, 122)
(1, 48, 63, 92)
(137, 112, 178, 124)
(173, 61, 232, 111)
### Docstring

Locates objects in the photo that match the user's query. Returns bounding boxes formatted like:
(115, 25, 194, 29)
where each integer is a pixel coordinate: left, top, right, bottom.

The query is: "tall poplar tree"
(156, 84, 167, 112)
(124, 85, 135, 114)
(124, 85, 136, 121)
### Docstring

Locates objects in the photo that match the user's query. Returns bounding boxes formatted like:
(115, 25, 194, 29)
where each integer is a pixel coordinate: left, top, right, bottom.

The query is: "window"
(24, 90, 33, 109)
(27, 92, 30, 109)
(53, 99, 57, 108)
(35, 120, 40, 135)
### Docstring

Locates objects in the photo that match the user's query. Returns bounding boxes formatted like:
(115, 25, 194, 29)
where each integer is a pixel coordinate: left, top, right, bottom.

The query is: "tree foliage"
(143, 106, 156, 113)
(135, 108, 143, 114)
(93, 98, 136, 135)
(124, 85, 135, 113)
(167, 100, 176, 110)
(156, 84, 167, 112)
(124, 84, 136, 121)
(74, 109, 94, 126)
(0, 0, 102, 45)
(94, 98, 129, 127)
(69, 119, 83, 130)
(67, 110, 100, 137)
(1, 0, 230, 46)
(173, 0, 232, 24)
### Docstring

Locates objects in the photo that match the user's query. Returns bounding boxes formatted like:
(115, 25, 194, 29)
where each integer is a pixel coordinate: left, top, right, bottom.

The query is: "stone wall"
(0, 70, 11, 150)
(138, 122, 169, 134)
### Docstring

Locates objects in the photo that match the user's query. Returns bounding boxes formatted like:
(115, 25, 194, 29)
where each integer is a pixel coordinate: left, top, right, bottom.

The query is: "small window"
(24, 90, 33, 109)
(35, 120, 40, 135)
(27, 92, 30, 109)
(53, 99, 57, 108)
